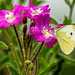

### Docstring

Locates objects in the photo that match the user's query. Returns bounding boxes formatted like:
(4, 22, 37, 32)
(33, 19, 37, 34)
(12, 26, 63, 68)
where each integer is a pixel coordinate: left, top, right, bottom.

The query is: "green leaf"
(0, 41, 9, 49)
(65, 0, 71, 6)
(32, 0, 44, 6)
(35, 1, 44, 6)
(52, 43, 60, 53)
(8, 64, 19, 75)
(0, 52, 5, 59)
(39, 62, 56, 75)
(31, 42, 41, 59)
(21, 69, 26, 75)
(0, 55, 10, 69)
(16, 49, 23, 65)
(57, 53, 75, 63)
(72, 23, 75, 25)
(19, 0, 25, 4)
(50, 17, 58, 25)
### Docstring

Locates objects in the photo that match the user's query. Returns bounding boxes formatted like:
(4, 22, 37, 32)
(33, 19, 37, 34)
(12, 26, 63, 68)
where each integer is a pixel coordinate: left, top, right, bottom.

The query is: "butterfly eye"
(70, 32, 73, 36)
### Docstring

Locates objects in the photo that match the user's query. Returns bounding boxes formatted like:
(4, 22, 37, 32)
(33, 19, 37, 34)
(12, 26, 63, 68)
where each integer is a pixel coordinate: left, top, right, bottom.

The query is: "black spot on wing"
(70, 32, 73, 36)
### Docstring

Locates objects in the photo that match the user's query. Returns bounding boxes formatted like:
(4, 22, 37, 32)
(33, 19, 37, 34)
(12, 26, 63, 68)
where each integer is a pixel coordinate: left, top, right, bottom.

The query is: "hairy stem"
(25, 64, 29, 75)
(13, 25, 24, 62)
(13, 26, 28, 74)
(2, 29, 21, 71)
(34, 56, 38, 75)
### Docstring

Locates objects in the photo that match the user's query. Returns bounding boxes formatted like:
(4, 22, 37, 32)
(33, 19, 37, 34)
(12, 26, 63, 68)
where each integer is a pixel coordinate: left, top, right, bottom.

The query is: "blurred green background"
(0, 0, 75, 75)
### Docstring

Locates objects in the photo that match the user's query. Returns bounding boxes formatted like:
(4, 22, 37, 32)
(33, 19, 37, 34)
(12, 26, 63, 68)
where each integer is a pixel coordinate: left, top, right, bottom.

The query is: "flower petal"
(0, 14, 5, 21)
(35, 14, 50, 30)
(17, 15, 26, 18)
(35, 14, 44, 30)
(0, 20, 10, 28)
(52, 38, 57, 45)
(45, 37, 57, 48)
(34, 35, 45, 42)
(11, 18, 21, 25)
(12, 4, 23, 17)
(0, 10, 10, 15)
(29, 26, 42, 35)
(39, 5, 50, 14)
(23, 6, 35, 19)
(44, 9, 50, 14)
(39, 5, 49, 11)
(30, 26, 45, 42)
(29, 1, 37, 9)
(43, 14, 50, 29)
(56, 24, 65, 29)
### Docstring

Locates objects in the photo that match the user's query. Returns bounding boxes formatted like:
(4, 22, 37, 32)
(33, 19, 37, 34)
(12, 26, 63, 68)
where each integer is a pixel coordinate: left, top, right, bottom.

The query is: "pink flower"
(30, 14, 65, 48)
(30, 14, 57, 48)
(23, 1, 50, 19)
(0, 4, 25, 28)
(56, 24, 65, 29)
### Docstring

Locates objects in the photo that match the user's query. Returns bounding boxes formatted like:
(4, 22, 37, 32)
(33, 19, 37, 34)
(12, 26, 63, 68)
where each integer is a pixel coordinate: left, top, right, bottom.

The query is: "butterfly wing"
(55, 25, 75, 54)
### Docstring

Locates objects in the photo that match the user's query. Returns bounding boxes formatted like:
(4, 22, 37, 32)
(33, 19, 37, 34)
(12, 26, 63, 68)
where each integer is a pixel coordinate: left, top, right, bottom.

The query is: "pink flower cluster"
(0, 1, 65, 48)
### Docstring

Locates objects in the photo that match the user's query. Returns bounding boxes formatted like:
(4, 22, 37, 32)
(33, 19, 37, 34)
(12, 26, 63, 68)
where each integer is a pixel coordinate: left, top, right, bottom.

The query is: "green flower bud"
(30, 63, 34, 71)
(25, 60, 31, 65)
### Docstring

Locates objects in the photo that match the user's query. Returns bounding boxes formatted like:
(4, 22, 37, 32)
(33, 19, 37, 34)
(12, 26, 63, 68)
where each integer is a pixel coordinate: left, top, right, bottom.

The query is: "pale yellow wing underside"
(73, 25, 75, 31)
(56, 30, 75, 54)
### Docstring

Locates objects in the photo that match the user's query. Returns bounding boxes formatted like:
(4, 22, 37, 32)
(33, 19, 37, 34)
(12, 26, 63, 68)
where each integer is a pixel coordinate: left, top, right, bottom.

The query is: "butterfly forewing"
(55, 25, 75, 54)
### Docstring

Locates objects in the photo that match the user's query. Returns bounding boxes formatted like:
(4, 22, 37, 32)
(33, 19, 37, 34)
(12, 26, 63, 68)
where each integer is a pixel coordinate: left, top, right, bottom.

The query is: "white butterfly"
(55, 25, 75, 54)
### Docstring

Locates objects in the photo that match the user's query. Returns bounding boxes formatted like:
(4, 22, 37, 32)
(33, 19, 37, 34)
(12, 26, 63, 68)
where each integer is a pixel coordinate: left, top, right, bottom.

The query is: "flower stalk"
(13, 25, 24, 62)
(22, 18, 29, 75)
(23, 23, 27, 59)
(13, 25, 28, 74)
(32, 42, 44, 63)
(29, 20, 35, 60)
(34, 54, 38, 75)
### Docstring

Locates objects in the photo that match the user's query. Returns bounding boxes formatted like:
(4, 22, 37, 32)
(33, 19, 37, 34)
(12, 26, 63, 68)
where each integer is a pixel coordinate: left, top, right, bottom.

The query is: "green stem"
(69, 0, 75, 19)
(69, 5, 73, 19)
(2, 29, 21, 71)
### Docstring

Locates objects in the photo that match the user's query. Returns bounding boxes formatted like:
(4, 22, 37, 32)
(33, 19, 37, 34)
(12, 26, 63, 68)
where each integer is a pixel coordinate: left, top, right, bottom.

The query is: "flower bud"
(30, 21, 35, 27)
(25, 60, 31, 65)
(23, 24, 27, 33)
(22, 12, 27, 24)
(30, 63, 34, 71)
